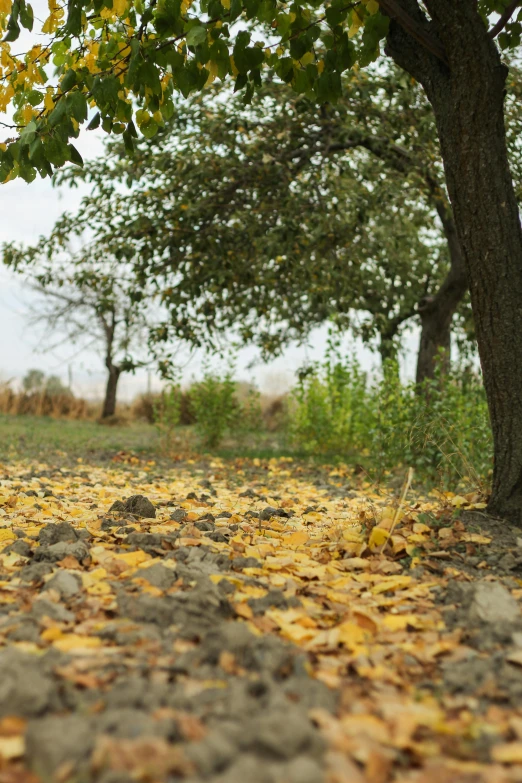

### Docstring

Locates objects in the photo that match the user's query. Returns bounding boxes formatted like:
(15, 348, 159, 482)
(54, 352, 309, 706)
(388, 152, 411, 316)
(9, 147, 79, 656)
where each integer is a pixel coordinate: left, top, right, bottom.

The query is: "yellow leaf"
(115, 550, 150, 567)
(336, 621, 367, 648)
(372, 576, 412, 594)
(0, 736, 24, 760)
(492, 742, 522, 763)
(365, 0, 379, 13)
(348, 9, 363, 38)
(368, 526, 389, 550)
(53, 634, 103, 652)
(284, 531, 309, 546)
(382, 614, 420, 631)
(461, 533, 491, 544)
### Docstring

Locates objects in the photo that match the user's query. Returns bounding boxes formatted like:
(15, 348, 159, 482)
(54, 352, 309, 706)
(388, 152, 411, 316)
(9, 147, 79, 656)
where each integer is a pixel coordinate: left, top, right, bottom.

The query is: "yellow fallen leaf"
(372, 576, 412, 594)
(284, 531, 309, 546)
(53, 634, 103, 652)
(383, 614, 420, 631)
(0, 735, 25, 760)
(461, 533, 491, 544)
(492, 742, 522, 763)
(369, 527, 389, 550)
(336, 621, 367, 648)
(115, 550, 151, 566)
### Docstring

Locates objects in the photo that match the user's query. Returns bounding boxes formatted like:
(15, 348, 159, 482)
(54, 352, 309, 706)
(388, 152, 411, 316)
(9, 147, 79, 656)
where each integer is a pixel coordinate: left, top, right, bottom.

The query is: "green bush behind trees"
(289, 351, 491, 488)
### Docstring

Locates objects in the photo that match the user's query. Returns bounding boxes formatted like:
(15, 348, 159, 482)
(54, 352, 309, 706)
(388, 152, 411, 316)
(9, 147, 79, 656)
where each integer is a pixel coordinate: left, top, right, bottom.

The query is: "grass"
(0, 414, 161, 462)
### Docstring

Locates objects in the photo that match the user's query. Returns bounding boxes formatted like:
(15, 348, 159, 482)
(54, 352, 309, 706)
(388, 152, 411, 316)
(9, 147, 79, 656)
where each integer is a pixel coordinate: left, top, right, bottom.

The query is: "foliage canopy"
(0, 0, 518, 181)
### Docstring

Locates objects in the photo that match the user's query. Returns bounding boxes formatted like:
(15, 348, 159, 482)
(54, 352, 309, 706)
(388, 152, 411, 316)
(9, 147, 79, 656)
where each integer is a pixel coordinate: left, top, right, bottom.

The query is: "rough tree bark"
(416, 196, 468, 384)
(384, 0, 522, 523)
(102, 363, 121, 419)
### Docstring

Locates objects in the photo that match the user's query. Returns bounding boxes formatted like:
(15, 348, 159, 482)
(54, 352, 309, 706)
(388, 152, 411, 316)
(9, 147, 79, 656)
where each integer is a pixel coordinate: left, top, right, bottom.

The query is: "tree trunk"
(416, 185, 468, 384)
(416, 263, 468, 384)
(102, 364, 121, 418)
(385, 0, 522, 524)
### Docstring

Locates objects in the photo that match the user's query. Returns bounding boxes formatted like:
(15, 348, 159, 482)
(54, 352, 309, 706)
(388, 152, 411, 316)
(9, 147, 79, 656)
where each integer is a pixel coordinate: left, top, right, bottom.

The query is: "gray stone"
(186, 731, 238, 776)
(139, 563, 177, 590)
(124, 495, 156, 518)
(468, 582, 520, 625)
(16, 562, 54, 583)
(45, 570, 82, 598)
(25, 715, 94, 778)
(170, 508, 188, 522)
(242, 710, 322, 760)
(0, 650, 54, 717)
(38, 522, 79, 546)
(31, 598, 75, 623)
(283, 757, 325, 783)
(98, 708, 157, 738)
(33, 540, 90, 563)
(214, 754, 277, 783)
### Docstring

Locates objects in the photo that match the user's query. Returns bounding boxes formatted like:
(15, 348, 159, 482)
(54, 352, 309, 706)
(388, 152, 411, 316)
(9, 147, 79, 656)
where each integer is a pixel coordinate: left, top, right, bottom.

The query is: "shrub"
(152, 384, 183, 451)
(288, 349, 492, 489)
(189, 369, 239, 448)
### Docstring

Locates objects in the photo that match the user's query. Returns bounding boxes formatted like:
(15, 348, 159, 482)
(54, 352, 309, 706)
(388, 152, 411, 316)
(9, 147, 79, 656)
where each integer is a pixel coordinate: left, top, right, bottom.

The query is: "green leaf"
(60, 69, 77, 92)
(19, 1, 34, 31)
(87, 111, 101, 130)
(186, 24, 207, 46)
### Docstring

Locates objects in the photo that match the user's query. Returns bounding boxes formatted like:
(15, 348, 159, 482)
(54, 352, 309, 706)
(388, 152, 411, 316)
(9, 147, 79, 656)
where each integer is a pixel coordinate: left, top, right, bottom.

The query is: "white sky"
(0, 7, 420, 401)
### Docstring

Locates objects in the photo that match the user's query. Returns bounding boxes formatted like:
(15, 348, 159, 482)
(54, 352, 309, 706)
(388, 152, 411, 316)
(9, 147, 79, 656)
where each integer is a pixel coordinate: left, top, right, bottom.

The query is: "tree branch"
(378, 0, 449, 66)
(488, 0, 521, 39)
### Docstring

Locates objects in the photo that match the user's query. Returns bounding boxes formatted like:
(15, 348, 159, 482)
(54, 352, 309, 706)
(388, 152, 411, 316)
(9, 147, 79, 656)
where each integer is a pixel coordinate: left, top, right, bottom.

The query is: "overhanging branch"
(488, 0, 521, 39)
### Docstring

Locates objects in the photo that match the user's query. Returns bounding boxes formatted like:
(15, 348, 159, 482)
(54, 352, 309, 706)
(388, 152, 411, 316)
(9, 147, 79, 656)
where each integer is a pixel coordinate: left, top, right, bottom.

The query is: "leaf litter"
(0, 455, 521, 781)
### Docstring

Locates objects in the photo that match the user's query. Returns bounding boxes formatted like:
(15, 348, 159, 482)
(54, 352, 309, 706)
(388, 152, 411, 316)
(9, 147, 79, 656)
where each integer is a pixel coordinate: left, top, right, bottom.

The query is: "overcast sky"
(0, 12, 418, 401)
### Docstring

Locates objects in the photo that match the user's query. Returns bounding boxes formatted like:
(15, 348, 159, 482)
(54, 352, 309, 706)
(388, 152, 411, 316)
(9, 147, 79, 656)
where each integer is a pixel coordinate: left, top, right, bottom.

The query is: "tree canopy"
(0, 0, 518, 181)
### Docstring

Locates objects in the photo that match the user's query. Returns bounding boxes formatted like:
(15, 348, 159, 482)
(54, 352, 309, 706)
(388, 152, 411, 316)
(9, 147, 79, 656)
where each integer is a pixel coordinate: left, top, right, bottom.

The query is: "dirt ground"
(0, 453, 522, 782)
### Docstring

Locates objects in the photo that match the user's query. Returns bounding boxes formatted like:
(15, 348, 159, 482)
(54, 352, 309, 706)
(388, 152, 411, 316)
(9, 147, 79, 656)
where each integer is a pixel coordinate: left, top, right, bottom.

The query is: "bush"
(152, 384, 183, 452)
(189, 369, 239, 448)
(288, 349, 492, 489)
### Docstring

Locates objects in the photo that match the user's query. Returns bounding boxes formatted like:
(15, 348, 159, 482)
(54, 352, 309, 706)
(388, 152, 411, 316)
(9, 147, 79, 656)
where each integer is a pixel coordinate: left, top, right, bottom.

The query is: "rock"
(468, 582, 520, 625)
(186, 731, 238, 777)
(33, 541, 90, 563)
(170, 508, 188, 523)
(0, 650, 55, 717)
(108, 500, 127, 514)
(109, 495, 156, 518)
(214, 754, 277, 783)
(139, 564, 177, 590)
(260, 506, 289, 521)
(283, 757, 325, 783)
(98, 708, 158, 738)
(31, 598, 75, 623)
(124, 495, 156, 518)
(246, 710, 322, 760)
(5, 539, 32, 557)
(38, 522, 79, 546)
(45, 570, 82, 598)
(25, 715, 94, 778)
(16, 562, 54, 583)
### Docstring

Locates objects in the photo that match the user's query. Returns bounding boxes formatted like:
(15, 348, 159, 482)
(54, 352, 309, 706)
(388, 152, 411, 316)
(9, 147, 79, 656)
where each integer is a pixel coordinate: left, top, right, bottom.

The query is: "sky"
(0, 9, 420, 401)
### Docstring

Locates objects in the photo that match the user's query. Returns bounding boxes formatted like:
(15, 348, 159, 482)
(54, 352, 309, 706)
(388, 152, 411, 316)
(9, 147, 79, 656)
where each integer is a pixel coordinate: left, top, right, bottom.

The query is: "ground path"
(0, 453, 521, 782)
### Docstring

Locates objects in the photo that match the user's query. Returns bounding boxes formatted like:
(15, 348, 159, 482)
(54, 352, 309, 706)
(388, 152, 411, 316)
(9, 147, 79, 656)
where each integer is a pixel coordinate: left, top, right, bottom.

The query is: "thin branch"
(377, 0, 449, 66)
(489, 0, 521, 39)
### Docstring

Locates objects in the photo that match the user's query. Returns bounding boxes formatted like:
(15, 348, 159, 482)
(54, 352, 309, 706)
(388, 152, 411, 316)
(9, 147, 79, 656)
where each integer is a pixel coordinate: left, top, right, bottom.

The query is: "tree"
(42, 65, 522, 381)
(5, 251, 159, 418)
(1, 0, 522, 521)
(25, 72, 448, 374)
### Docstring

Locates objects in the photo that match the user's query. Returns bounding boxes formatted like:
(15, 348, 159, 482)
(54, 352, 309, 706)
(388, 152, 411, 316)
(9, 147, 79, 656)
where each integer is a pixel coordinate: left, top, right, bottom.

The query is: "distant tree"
(22, 369, 45, 393)
(46, 66, 522, 381)
(5, 253, 162, 418)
